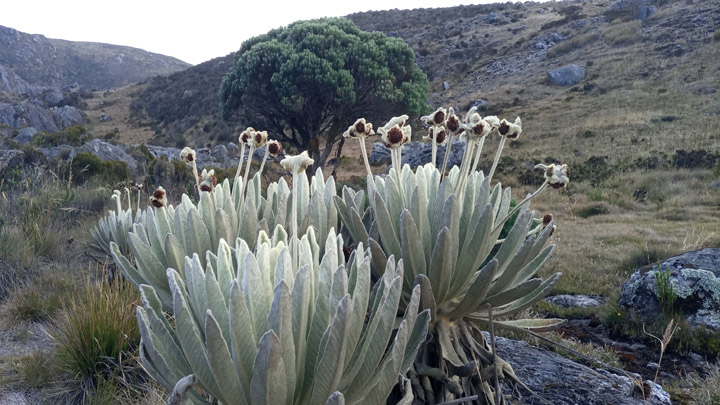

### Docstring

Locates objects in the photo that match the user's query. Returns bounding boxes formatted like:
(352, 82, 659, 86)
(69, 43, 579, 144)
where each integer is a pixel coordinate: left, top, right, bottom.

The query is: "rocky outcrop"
(0, 149, 23, 171)
(13, 127, 37, 145)
(494, 334, 671, 404)
(548, 64, 586, 86)
(0, 101, 85, 133)
(618, 248, 720, 330)
(369, 140, 467, 169)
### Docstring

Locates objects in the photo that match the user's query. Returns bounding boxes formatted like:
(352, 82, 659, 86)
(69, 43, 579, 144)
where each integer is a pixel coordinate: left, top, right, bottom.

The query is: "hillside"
(0, 25, 190, 91)
(118, 0, 719, 173)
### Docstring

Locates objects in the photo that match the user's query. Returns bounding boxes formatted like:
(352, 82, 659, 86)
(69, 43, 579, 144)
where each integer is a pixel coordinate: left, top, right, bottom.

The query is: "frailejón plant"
(336, 110, 569, 402)
(136, 228, 430, 404)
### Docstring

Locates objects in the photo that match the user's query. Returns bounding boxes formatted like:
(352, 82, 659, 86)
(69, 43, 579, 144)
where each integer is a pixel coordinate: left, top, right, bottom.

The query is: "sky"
(2, 0, 520, 65)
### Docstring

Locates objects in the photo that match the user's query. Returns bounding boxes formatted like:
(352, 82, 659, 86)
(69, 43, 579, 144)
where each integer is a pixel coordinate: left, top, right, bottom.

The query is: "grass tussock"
(604, 20, 642, 46)
(547, 31, 601, 58)
(0, 265, 78, 326)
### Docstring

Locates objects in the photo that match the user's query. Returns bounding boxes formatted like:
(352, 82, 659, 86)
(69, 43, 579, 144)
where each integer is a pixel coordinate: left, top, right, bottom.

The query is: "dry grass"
(603, 20, 642, 46)
(84, 83, 156, 145)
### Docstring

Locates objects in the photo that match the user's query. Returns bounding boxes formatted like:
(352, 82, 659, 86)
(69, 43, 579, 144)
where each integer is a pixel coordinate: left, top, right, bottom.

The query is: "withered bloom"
(498, 117, 522, 140)
(239, 127, 256, 145)
(150, 186, 166, 208)
(267, 140, 282, 157)
(378, 116, 411, 149)
(536, 163, 570, 188)
(343, 118, 375, 138)
(421, 107, 447, 126)
(253, 130, 268, 148)
(180, 147, 195, 164)
(446, 110, 461, 134)
(198, 169, 217, 192)
(543, 213, 553, 225)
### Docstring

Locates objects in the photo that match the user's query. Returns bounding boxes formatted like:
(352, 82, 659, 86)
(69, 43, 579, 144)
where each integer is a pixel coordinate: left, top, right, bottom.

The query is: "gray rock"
(533, 32, 567, 51)
(491, 334, 671, 404)
(619, 248, 720, 330)
(44, 89, 64, 105)
(0, 101, 60, 132)
(636, 5, 657, 20)
(226, 142, 240, 158)
(77, 139, 138, 173)
(99, 114, 112, 122)
(386, 32, 401, 38)
(469, 98, 489, 111)
(0, 64, 34, 94)
(548, 64, 586, 86)
(0, 149, 23, 171)
(38, 145, 75, 161)
(369, 142, 392, 166)
(55, 105, 85, 127)
(545, 294, 606, 308)
(441, 81, 450, 90)
(12, 127, 37, 145)
(486, 11, 502, 23)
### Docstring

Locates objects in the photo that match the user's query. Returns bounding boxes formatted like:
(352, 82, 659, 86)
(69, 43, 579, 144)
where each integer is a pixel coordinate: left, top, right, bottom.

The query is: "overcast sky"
(2, 1, 521, 65)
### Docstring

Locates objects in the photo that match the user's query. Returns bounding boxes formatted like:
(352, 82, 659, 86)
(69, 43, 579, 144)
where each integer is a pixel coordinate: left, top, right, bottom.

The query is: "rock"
(386, 31, 401, 38)
(533, 32, 567, 51)
(0, 149, 23, 171)
(12, 127, 37, 145)
(369, 142, 392, 166)
(55, 106, 85, 127)
(548, 64, 586, 86)
(77, 139, 138, 173)
(545, 294, 607, 308)
(44, 89, 64, 105)
(99, 114, 112, 122)
(441, 81, 450, 90)
(211, 144, 229, 165)
(469, 98, 489, 111)
(491, 334, 671, 404)
(226, 142, 240, 158)
(0, 64, 34, 94)
(636, 5, 657, 20)
(486, 11, 502, 23)
(619, 248, 720, 330)
(0, 101, 60, 132)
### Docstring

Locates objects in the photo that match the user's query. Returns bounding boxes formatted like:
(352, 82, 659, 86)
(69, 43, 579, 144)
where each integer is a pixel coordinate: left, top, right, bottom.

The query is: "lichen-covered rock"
(548, 64, 586, 86)
(618, 248, 720, 329)
(546, 294, 606, 308)
(491, 334, 671, 404)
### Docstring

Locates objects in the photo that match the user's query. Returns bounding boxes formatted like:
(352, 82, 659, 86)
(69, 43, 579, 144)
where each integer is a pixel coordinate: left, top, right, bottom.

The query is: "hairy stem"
(487, 136, 506, 183)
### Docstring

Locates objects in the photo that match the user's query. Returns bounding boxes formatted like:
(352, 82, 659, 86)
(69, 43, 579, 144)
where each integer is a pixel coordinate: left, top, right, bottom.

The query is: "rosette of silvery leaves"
(108, 142, 338, 312)
(335, 111, 569, 403)
(136, 227, 430, 404)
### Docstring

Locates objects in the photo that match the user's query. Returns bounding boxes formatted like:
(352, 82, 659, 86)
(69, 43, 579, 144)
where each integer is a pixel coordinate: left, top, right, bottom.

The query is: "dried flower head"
(343, 118, 375, 138)
(424, 126, 447, 145)
(421, 107, 447, 126)
(462, 112, 491, 138)
(180, 147, 195, 164)
(543, 213, 553, 225)
(253, 130, 268, 148)
(483, 115, 500, 128)
(150, 186, 166, 208)
(267, 140, 282, 157)
(239, 127, 256, 145)
(378, 115, 411, 149)
(446, 108, 462, 134)
(281, 151, 314, 174)
(498, 117, 522, 140)
(535, 163, 570, 188)
(198, 169, 217, 192)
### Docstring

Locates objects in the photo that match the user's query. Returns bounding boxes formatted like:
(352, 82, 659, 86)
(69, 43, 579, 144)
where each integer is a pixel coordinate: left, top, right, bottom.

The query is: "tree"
(219, 17, 429, 170)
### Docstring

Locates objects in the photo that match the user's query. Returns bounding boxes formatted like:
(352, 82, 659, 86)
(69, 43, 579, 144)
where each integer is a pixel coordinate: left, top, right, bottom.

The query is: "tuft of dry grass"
(604, 20, 642, 46)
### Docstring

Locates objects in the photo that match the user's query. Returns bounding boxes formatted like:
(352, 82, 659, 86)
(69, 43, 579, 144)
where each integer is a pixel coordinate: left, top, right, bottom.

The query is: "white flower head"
(198, 169, 217, 192)
(180, 147, 196, 164)
(281, 151, 314, 174)
(483, 115, 500, 128)
(150, 186, 166, 208)
(239, 127, 256, 145)
(253, 130, 268, 148)
(462, 112, 491, 139)
(344, 118, 375, 138)
(535, 163, 570, 189)
(498, 117, 522, 140)
(267, 140, 283, 157)
(420, 107, 447, 126)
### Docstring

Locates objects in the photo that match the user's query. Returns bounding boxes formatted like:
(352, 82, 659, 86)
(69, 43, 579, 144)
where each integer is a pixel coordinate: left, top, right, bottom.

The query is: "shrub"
(573, 202, 610, 218)
(70, 152, 130, 185)
(31, 125, 90, 147)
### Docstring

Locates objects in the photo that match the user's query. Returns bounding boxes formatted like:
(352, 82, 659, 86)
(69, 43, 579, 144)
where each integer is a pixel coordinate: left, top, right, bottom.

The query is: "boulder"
(468, 98, 489, 111)
(77, 139, 138, 173)
(369, 140, 467, 169)
(545, 294, 606, 308)
(636, 5, 657, 20)
(486, 11, 502, 23)
(548, 64, 586, 86)
(54, 106, 85, 128)
(44, 89, 64, 105)
(492, 334, 671, 404)
(441, 81, 450, 90)
(12, 127, 37, 145)
(618, 248, 720, 330)
(369, 142, 392, 166)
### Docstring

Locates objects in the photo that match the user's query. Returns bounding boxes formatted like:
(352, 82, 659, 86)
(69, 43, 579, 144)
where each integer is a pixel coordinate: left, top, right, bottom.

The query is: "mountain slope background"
(114, 0, 719, 173)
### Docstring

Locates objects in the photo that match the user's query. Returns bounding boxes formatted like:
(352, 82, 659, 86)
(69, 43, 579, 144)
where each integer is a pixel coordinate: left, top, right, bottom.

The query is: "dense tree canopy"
(219, 17, 429, 170)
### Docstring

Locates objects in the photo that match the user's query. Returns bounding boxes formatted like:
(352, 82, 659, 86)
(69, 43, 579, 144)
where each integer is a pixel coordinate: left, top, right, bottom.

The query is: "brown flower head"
(198, 169, 217, 192)
(421, 107, 448, 126)
(498, 117, 522, 140)
(536, 163, 570, 189)
(378, 115, 411, 149)
(543, 213, 553, 225)
(253, 130, 268, 148)
(239, 127, 256, 145)
(149, 186, 166, 208)
(180, 147, 195, 164)
(446, 109, 461, 134)
(424, 126, 447, 145)
(343, 118, 375, 138)
(267, 140, 282, 157)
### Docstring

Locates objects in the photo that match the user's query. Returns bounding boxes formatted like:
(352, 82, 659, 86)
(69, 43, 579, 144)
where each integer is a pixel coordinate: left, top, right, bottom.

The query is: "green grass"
(0, 266, 77, 326)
